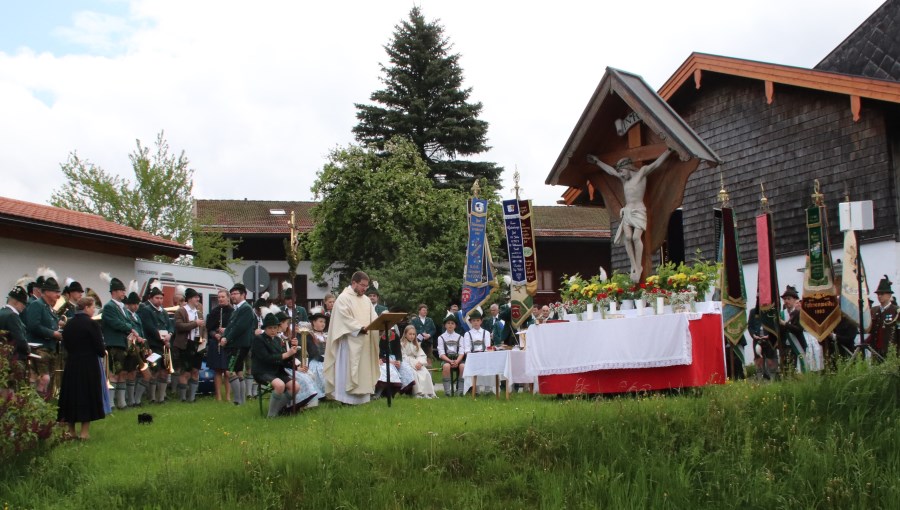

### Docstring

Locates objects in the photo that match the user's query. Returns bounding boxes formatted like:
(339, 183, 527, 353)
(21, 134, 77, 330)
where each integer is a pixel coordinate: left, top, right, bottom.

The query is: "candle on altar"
(656, 297, 665, 315)
(609, 301, 617, 313)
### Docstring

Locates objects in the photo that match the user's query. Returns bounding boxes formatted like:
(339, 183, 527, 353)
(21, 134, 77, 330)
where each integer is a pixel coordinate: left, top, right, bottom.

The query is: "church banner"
(800, 205, 841, 341)
(461, 197, 497, 318)
(503, 199, 532, 329)
(840, 229, 871, 331)
(519, 200, 539, 297)
(755, 212, 781, 344)
(716, 207, 747, 349)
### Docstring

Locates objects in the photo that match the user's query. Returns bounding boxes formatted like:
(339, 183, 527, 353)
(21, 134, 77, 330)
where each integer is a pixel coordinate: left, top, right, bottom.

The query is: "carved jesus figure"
(586, 148, 673, 280)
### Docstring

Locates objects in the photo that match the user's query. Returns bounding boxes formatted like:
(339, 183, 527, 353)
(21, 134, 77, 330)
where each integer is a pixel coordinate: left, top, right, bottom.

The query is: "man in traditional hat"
(867, 275, 898, 359)
(137, 281, 174, 403)
(24, 274, 63, 396)
(219, 283, 257, 405)
(282, 283, 309, 325)
(101, 274, 139, 409)
(174, 287, 205, 402)
(0, 286, 31, 366)
(323, 271, 380, 405)
(367, 284, 387, 316)
(28, 275, 43, 304)
(778, 285, 807, 373)
(123, 287, 149, 406)
(61, 278, 85, 320)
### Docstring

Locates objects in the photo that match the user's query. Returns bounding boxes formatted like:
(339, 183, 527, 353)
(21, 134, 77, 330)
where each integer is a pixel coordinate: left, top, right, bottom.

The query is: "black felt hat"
(876, 275, 893, 294)
(230, 283, 247, 295)
(7, 286, 28, 304)
(124, 292, 141, 305)
(65, 278, 84, 294)
(780, 285, 799, 299)
(184, 287, 199, 300)
(41, 277, 61, 292)
(443, 312, 459, 326)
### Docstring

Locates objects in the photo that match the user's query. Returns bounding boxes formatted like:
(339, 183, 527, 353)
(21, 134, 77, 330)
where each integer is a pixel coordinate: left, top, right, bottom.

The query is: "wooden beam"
(594, 143, 669, 166)
(765, 80, 774, 104)
(850, 95, 861, 122)
(693, 69, 702, 89)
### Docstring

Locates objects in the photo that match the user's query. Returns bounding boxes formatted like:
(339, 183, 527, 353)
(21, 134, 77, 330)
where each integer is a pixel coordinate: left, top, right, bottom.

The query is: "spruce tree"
(353, 7, 502, 190)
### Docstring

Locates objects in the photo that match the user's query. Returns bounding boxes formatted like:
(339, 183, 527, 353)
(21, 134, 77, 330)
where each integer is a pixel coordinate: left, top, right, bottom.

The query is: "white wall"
(0, 237, 136, 302)
(229, 259, 335, 302)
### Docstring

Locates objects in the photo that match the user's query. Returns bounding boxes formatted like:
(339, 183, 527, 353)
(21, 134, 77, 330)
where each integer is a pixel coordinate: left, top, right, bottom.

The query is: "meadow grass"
(2, 358, 899, 509)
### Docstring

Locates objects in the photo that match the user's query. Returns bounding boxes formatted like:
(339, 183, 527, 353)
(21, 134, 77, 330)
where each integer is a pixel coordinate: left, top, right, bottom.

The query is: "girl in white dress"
(401, 325, 437, 398)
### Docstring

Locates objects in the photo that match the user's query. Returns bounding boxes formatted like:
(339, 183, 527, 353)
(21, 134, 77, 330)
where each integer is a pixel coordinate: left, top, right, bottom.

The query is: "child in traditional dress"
(401, 324, 437, 398)
(275, 307, 319, 410)
(438, 313, 468, 396)
(376, 323, 416, 398)
(251, 308, 308, 417)
(305, 309, 327, 398)
(464, 309, 494, 395)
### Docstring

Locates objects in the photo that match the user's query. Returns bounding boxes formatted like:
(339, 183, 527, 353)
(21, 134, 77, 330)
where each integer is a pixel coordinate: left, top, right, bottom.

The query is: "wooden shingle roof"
(195, 200, 316, 235)
(816, 0, 900, 82)
(532, 206, 609, 239)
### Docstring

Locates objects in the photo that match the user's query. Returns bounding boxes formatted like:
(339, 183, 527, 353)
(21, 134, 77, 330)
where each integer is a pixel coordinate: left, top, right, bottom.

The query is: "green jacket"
(411, 316, 436, 339)
(374, 304, 388, 316)
(0, 306, 29, 360)
(23, 298, 59, 349)
(288, 305, 308, 323)
(137, 301, 173, 352)
(492, 305, 512, 347)
(101, 300, 133, 349)
(251, 333, 288, 379)
(128, 309, 145, 339)
(224, 301, 256, 349)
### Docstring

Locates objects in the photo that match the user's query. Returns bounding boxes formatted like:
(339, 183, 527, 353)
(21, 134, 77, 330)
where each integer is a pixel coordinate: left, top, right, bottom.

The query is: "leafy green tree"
(307, 137, 502, 314)
(353, 6, 502, 191)
(50, 131, 235, 270)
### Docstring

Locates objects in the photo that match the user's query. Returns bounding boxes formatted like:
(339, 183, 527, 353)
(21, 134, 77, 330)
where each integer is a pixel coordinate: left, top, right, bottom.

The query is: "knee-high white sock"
(134, 379, 149, 405)
(115, 382, 127, 409)
(125, 381, 136, 406)
(188, 379, 199, 402)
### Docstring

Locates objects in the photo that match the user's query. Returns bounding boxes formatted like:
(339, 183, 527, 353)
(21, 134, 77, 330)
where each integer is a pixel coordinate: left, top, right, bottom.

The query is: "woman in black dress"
(57, 297, 106, 439)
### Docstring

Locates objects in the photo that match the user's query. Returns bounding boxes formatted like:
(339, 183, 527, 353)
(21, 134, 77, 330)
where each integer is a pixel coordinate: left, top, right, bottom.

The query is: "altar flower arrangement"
(654, 257, 719, 301)
(609, 272, 637, 302)
(594, 292, 612, 315)
(641, 282, 670, 304)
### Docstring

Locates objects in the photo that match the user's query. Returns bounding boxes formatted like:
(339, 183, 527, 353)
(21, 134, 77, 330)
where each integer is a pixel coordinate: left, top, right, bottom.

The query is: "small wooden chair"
(257, 383, 273, 417)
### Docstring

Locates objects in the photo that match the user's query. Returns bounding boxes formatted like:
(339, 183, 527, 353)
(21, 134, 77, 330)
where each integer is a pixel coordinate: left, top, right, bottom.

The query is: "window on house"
(537, 270, 555, 291)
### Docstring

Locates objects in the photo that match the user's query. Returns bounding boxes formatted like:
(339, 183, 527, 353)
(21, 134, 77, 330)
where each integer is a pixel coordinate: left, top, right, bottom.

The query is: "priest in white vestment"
(323, 271, 380, 405)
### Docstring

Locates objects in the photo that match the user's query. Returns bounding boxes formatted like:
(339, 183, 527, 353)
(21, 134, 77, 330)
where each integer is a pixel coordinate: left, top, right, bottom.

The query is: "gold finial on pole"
(513, 167, 521, 201)
(717, 172, 729, 206)
(289, 210, 297, 248)
(812, 179, 824, 206)
(760, 182, 769, 212)
(471, 179, 481, 198)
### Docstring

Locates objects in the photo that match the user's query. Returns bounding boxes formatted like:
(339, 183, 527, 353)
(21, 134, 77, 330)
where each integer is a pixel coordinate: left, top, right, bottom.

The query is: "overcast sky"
(0, 0, 885, 207)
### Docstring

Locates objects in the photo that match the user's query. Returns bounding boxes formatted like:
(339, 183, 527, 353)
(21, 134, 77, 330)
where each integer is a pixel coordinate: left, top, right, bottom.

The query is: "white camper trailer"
(134, 260, 235, 318)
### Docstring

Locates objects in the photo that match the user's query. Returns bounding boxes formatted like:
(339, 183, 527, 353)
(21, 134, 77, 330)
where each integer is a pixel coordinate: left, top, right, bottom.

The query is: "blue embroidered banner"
(503, 199, 532, 328)
(461, 197, 496, 317)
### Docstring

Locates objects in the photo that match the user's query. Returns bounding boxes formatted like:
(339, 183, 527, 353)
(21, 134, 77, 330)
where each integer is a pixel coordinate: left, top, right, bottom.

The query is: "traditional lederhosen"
(466, 329, 489, 354)
(439, 333, 462, 361)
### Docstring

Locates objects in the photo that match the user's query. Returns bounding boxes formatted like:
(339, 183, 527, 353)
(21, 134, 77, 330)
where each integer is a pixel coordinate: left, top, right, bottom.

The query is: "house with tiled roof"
(548, 0, 900, 305)
(195, 199, 610, 306)
(0, 195, 191, 297)
(195, 199, 324, 307)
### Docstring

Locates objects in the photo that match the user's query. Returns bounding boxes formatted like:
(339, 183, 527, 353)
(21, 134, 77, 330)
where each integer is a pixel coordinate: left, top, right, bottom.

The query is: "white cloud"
(0, 0, 885, 208)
